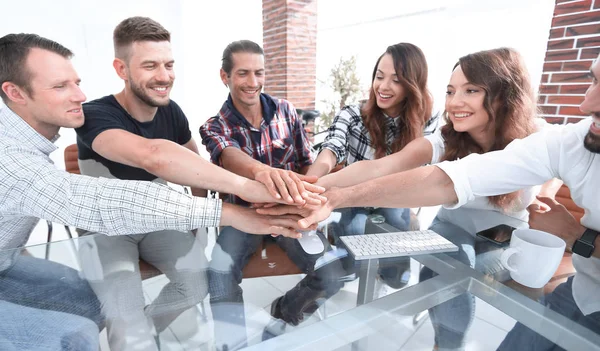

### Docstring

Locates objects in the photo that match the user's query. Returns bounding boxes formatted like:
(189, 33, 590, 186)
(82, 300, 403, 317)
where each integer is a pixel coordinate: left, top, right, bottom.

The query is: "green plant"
(318, 55, 363, 132)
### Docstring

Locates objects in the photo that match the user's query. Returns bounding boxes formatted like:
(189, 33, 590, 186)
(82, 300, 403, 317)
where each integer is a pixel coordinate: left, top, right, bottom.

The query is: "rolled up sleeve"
(199, 118, 241, 165)
(320, 107, 358, 165)
(434, 129, 559, 210)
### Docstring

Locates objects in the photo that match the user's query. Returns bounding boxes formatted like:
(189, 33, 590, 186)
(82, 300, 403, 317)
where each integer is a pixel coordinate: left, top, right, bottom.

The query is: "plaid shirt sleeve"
(199, 117, 241, 165)
(423, 110, 441, 136)
(319, 105, 360, 165)
(285, 101, 314, 169)
(1, 145, 222, 235)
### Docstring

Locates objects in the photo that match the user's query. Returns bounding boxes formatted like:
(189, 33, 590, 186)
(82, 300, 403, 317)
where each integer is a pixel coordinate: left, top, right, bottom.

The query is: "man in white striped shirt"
(0, 33, 313, 350)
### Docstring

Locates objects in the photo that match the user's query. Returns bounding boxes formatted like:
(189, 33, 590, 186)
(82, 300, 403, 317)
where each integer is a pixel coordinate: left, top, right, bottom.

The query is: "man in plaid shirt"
(200, 40, 345, 350)
(0, 34, 308, 350)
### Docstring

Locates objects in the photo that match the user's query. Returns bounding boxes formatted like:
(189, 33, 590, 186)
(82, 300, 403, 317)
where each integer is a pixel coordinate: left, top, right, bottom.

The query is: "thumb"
(299, 214, 317, 229)
(298, 174, 318, 183)
(536, 196, 560, 209)
(527, 203, 541, 212)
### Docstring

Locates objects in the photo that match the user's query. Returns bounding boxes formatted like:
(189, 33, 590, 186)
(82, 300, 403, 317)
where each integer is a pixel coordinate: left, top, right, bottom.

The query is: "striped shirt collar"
(0, 106, 59, 155)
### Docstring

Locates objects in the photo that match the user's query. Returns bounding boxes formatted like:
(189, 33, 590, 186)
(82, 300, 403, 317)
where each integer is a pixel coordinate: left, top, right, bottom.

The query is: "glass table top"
(2, 221, 599, 351)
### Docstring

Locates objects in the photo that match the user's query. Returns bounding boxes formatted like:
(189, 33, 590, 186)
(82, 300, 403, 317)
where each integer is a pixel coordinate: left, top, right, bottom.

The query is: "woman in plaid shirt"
(308, 42, 436, 291)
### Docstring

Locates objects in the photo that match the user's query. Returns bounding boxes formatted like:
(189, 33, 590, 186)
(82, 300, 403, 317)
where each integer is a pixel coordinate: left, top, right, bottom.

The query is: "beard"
(129, 77, 171, 107)
(584, 130, 600, 154)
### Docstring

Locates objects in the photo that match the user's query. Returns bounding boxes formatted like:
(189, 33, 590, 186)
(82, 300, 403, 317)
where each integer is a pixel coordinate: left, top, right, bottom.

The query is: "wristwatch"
(572, 228, 600, 258)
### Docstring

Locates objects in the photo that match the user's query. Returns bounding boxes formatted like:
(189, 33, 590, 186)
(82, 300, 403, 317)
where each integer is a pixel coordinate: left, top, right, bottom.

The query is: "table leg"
(356, 258, 378, 305)
(353, 258, 378, 350)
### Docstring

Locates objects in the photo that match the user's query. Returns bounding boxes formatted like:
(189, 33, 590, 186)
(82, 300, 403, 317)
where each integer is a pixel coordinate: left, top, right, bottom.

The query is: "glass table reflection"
(3, 222, 600, 351)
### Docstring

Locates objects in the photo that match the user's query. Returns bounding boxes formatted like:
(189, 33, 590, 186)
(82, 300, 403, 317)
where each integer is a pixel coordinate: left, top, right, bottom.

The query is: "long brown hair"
(362, 43, 433, 159)
(441, 47, 538, 209)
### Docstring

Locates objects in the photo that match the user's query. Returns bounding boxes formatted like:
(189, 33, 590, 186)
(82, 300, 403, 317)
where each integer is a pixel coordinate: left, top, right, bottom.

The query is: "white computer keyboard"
(340, 230, 458, 260)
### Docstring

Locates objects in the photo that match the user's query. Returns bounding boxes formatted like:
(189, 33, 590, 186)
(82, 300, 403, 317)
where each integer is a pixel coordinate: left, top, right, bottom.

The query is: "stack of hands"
(234, 168, 336, 239)
(235, 168, 589, 245)
(237, 169, 589, 245)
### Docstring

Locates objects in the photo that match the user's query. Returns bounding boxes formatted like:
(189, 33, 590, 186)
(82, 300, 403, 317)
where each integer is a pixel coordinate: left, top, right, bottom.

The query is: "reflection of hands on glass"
(527, 195, 585, 247)
(254, 168, 326, 205)
(222, 204, 317, 239)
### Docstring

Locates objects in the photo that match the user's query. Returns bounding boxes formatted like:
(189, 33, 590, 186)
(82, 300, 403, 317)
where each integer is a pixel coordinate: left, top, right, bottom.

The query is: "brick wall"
(539, 0, 600, 124)
(262, 0, 317, 110)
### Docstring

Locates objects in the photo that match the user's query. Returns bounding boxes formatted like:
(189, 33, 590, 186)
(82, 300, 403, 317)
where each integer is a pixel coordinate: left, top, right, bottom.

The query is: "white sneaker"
(263, 318, 287, 339)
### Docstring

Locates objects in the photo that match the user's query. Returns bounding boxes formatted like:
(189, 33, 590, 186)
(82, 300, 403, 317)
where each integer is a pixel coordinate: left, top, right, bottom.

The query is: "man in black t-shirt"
(78, 95, 193, 181)
(75, 17, 207, 350)
(75, 17, 275, 350)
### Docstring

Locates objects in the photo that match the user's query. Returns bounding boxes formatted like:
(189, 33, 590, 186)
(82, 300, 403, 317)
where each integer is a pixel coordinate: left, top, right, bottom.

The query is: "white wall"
(0, 0, 262, 165)
(316, 0, 555, 114)
(1, 0, 555, 166)
(180, 0, 263, 156)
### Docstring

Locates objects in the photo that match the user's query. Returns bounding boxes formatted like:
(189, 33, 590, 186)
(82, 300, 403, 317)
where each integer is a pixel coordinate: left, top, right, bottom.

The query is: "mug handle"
(501, 248, 521, 273)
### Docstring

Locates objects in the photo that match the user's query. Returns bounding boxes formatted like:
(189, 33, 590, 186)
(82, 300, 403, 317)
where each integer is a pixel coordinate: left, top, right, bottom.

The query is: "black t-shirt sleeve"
(170, 101, 192, 145)
(77, 103, 129, 149)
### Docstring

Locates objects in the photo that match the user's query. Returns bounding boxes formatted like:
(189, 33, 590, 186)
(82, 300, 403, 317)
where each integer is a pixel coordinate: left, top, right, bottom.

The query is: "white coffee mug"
(500, 228, 566, 288)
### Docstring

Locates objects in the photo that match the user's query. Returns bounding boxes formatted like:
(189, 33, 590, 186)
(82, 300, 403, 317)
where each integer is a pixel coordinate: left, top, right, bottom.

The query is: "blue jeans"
(419, 218, 508, 351)
(209, 227, 345, 350)
(335, 207, 411, 288)
(498, 276, 600, 351)
(0, 300, 99, 351)
(0, 252, 103, 349)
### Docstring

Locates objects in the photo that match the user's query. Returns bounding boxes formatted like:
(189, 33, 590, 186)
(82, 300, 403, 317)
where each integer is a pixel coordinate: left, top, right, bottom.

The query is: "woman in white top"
(316, 47, 559, 351)
(308, 43, 435, 289)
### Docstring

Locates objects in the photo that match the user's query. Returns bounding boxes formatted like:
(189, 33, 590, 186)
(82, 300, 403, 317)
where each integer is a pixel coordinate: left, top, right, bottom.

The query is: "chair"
(46, 144, 162, 279)
(242, 240, 303, 278)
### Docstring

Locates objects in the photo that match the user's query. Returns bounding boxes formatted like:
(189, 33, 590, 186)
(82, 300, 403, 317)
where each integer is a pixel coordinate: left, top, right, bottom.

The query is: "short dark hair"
(113, 16, 170, 61)
(0, 33, 73, 103)
(221, 40, 264, 75)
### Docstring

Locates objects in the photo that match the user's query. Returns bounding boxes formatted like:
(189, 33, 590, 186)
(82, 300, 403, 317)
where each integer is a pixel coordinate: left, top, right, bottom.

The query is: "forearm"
(318, 159, 381, 189)
(20, 170, 222, 235)
(219, 203, 241, 227)
(305, 149, 337, 177)
(330, 165, 458, 209)
(92, 180, 222, 234)
(319, 138, 432, 190)
(220, 147, 270, 180)
(298, 164, 311, 175)
(145, 140, 249, 194)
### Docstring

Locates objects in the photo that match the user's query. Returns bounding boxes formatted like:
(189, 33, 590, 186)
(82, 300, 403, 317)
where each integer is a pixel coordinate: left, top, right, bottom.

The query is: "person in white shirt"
(314, 47, 559, 350)
(267, 53, 600, 350)
(0, 33, 311, 350)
